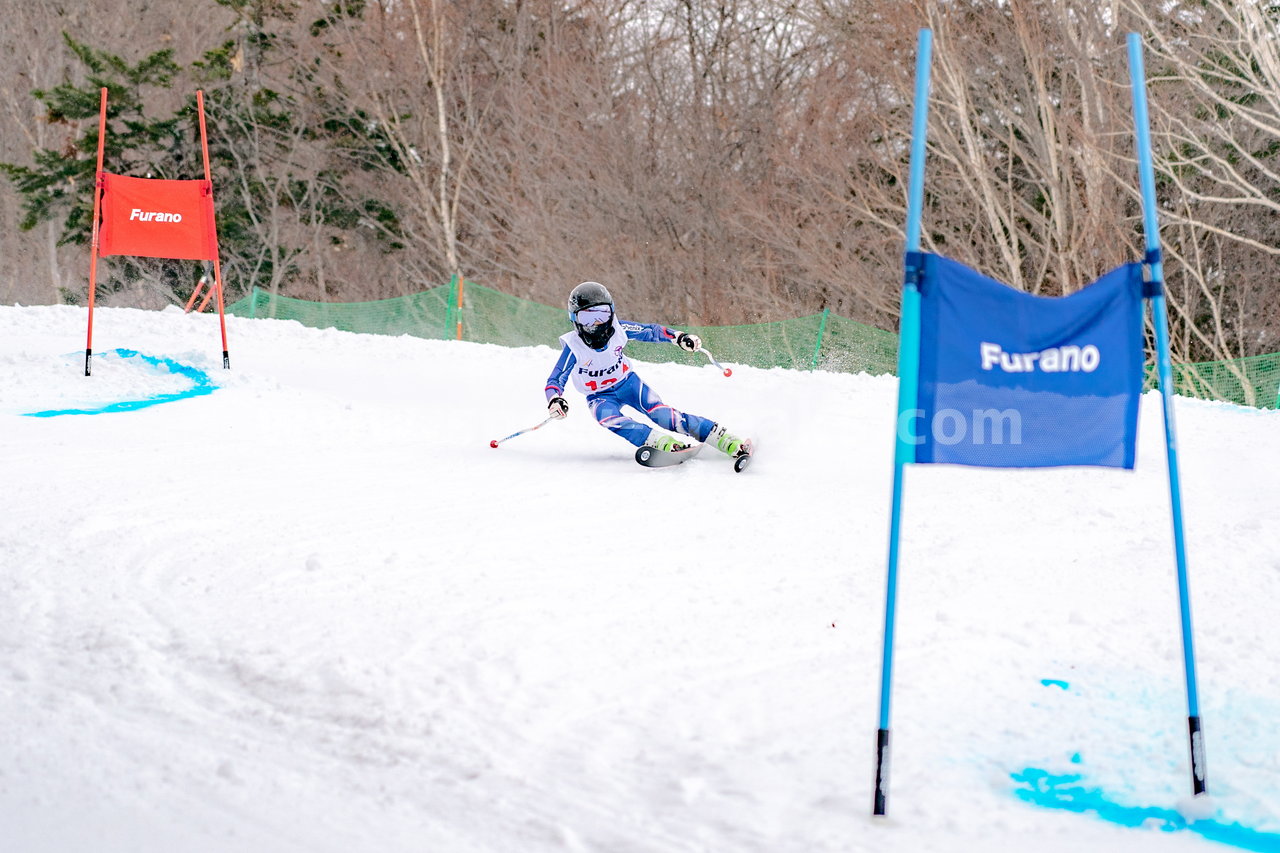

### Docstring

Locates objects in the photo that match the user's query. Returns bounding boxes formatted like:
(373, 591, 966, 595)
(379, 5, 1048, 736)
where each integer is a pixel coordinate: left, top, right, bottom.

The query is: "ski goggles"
(573, 305, 613, 328)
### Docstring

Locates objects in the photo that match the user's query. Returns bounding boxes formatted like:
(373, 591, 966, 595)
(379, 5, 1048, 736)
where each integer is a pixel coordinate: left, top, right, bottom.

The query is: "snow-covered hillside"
(2, 304, 1278, 853)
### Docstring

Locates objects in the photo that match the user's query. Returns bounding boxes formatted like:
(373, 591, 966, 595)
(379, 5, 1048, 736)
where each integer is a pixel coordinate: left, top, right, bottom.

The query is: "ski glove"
(547, 396, 569, 419)
(675, 331, 701, 352)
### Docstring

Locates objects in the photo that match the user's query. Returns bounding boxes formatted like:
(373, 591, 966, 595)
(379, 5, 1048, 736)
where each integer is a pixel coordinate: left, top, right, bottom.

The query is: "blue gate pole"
(1127, 32, 1207, 797)
(874, 27, 932, 818)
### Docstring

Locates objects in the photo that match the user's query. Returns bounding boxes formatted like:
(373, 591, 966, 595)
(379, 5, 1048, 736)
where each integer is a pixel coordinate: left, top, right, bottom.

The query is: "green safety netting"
(227, 280, 1280, 409)
(1143, 353, 1280, 410)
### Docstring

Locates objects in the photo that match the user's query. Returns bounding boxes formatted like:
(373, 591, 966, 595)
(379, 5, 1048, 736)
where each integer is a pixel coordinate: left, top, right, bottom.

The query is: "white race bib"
(561, 322, 632, 394)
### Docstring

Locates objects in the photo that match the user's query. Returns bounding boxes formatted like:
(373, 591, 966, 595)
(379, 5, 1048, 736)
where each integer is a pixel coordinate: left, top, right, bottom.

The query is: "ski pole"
(697, 347, 732, 377)
(490, 415, 557, 448)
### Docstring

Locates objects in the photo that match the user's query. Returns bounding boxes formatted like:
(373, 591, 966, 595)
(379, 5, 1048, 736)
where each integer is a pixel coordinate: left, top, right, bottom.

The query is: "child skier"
(545, 281, 748, 458)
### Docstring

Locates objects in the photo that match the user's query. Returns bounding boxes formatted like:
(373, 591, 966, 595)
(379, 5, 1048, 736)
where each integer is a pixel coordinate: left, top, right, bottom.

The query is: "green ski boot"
(707, 424, 746, 457)
(646, 430, 690, 453)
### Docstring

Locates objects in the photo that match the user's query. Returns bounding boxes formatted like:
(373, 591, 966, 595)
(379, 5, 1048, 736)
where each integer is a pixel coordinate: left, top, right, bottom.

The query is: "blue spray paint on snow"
(1041, 679, 1070, 690)
(1012, 769, 1280, 851)
(24, 349, 217, 417)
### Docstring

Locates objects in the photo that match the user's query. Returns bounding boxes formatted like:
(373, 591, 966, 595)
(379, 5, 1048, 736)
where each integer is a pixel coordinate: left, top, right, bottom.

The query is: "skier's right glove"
(547, 396, 569, 419)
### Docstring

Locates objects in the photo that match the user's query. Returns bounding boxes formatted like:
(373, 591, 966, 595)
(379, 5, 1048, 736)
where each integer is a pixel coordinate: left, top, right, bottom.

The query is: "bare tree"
(2, 0, 1276, 379)
(307, 0, 505, 295)
(1121, 0, 1280, 366)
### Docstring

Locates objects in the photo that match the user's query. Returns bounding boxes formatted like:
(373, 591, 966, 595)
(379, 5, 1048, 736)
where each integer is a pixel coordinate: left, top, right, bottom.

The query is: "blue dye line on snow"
(1041, 679, 1070, 690)
(24, 349, 217, 417)
(1013, 768, 1280, 852)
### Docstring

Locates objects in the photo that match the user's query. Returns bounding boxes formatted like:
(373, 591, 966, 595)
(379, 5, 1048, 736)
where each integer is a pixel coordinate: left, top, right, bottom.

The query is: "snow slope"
(1, 304, 1278, 853)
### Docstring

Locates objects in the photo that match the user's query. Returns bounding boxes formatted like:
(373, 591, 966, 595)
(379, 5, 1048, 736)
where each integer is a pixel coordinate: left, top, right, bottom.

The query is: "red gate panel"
(97, 172, 218, 261)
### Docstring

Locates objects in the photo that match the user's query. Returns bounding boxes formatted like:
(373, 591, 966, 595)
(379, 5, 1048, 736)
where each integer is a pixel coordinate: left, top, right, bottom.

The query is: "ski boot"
(635, 428, 695, 467)
(708, 424, 753, 472)
(707, 424, 746, 456)
(645, 430, 690, 453)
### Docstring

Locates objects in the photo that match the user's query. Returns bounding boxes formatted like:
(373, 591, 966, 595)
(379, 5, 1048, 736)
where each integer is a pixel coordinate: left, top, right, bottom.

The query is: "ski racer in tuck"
(544, 281, 748, 458)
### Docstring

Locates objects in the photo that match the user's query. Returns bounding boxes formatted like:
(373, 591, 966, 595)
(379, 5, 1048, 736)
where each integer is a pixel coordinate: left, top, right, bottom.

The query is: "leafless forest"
(2, 0, 1277, 362)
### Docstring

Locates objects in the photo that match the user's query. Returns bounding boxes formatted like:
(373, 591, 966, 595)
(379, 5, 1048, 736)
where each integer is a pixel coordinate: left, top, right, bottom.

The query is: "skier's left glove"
(675, 331, 701, 352)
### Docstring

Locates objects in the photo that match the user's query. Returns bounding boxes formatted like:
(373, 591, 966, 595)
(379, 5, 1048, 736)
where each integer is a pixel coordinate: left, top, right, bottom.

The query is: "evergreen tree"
(2, 13, 403, 306)
(0, 35, 190, 302)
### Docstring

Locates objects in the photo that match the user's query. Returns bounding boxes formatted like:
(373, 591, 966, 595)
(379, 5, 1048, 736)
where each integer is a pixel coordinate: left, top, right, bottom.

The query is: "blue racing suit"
(545, 318, 717, 447)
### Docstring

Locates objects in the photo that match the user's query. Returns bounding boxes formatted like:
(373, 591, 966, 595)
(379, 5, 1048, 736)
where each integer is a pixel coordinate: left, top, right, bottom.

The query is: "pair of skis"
(492, 422, 755, 472)
(634, 439, 754, 473)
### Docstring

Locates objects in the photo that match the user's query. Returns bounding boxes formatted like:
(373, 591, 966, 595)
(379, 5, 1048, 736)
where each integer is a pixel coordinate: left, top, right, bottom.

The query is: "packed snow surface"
(2, 304, 1278, 852)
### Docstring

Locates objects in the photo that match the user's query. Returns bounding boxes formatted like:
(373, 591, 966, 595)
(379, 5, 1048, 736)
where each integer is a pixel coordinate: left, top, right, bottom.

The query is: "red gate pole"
(183, 273, 209, 312)
(85, 87, 109, 376)
(196, 90, 230, 369)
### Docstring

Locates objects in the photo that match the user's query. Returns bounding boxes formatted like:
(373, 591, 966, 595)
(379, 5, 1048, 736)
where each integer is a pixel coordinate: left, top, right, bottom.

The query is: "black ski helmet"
(567, 281, 615, 349)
